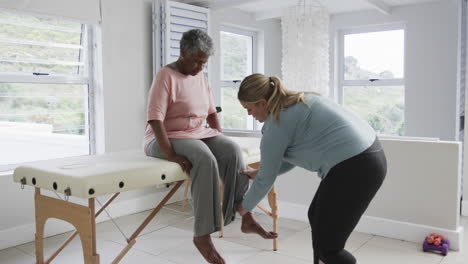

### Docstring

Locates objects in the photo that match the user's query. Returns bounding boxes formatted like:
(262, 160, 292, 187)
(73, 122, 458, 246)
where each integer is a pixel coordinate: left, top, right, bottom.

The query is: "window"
(220, 26, 260, 131)
(338, 26, 405, 136)
(0, 11, 95, 170)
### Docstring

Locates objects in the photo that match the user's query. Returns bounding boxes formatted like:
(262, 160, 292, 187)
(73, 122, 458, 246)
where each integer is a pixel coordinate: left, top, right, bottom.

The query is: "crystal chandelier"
(281, 0, 330, 95)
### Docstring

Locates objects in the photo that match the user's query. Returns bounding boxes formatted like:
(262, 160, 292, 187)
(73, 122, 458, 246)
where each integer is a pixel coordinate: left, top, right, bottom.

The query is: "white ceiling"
(180, 0, 441, 19)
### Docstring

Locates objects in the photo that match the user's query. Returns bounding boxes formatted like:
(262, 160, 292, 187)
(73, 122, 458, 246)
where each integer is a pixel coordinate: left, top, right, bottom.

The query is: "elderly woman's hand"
(168, 154, 192, 174)
(240, 167, 258, 180)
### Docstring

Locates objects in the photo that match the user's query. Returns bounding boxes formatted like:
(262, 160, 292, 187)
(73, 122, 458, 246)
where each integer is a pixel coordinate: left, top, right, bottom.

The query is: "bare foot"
(193, 235, 226, 264)
(241, 212, 278, 239)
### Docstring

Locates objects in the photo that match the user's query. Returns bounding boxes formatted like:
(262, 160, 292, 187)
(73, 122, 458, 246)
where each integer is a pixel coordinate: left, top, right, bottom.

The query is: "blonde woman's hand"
(240, 167, 259, 180)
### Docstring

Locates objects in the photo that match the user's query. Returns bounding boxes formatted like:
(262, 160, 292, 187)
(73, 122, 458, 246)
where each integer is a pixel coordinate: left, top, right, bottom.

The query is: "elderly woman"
(144, 29, 276, 264)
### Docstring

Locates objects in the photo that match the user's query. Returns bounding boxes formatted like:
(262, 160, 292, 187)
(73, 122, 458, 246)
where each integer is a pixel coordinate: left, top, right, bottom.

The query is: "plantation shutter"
(152, 0, 210, 75)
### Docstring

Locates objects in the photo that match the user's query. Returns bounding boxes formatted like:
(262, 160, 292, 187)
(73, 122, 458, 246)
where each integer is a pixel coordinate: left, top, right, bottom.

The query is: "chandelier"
(281, 0, 330, 95)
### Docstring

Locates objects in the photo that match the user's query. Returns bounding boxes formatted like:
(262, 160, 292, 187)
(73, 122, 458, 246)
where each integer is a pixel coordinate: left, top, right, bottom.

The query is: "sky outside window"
(345, 29, 404, 80)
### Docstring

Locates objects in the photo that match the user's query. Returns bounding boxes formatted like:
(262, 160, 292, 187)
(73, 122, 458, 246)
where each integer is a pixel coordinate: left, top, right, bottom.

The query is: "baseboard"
(356, 215, 464, 251)
(2, 194, 464, 251)
(0, 185, 186, 250)
(0, 220, 74, 251)
(256, 199, 464, 251)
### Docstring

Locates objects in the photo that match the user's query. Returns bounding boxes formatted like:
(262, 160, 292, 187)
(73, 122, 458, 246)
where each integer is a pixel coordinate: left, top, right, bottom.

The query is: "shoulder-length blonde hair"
(238, 74, 307, 122)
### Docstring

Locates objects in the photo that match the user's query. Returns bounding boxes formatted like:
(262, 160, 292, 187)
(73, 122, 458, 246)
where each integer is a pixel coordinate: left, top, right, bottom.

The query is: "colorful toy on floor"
(423, 233, 449, 256)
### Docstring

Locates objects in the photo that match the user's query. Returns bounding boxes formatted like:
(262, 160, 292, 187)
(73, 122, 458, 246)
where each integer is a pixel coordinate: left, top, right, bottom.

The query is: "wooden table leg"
(45, 193, 119, 264)
(268, 186, 279, 251)
(34, 188, 100, 264)
(88, 198, 100, 263)
(249, 162, 279, 251)
(35, 188, 45, 264)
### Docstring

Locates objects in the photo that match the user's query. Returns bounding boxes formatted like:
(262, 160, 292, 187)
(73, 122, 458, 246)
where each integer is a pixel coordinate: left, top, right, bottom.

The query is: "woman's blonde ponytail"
(238, 74, 307, 122)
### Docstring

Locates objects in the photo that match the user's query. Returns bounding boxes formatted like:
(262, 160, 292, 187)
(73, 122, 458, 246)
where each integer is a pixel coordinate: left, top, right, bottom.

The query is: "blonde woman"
(236, 73, 387, 264)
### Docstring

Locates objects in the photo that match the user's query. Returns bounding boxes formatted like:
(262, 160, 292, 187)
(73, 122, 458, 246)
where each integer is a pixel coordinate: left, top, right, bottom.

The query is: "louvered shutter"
(152, 0, 210, 75)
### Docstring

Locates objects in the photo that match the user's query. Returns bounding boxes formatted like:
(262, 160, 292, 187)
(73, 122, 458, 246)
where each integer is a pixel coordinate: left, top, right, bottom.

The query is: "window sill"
(0, 170, 13, 177)
(223, 130, 262, 138)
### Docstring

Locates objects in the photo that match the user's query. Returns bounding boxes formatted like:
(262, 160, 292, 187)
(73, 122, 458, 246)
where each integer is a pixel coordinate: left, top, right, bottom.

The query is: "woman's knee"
(222, 140, 243, 161)
(217, 136, 241, 152)
(172, 139, 216, 165)
(192, 150, 218, 169)
(189, 153, 219, 184)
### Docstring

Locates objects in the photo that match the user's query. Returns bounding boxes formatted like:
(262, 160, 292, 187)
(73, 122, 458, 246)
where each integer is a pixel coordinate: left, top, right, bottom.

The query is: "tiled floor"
(2, 202, 467, 264)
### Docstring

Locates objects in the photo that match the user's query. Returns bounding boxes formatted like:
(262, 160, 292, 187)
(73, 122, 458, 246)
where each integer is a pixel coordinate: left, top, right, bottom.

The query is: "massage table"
(13, 148, 278, 264)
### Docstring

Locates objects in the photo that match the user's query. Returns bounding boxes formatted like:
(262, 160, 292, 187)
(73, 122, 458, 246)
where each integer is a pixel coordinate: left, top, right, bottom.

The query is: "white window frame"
(337, 24, 406, 105)
(0, 13, 96, 172)
(219, 25, 260, 132)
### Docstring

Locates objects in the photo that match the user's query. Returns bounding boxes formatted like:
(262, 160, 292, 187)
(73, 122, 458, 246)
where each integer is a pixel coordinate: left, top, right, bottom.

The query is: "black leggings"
(308, 138, 387, 264)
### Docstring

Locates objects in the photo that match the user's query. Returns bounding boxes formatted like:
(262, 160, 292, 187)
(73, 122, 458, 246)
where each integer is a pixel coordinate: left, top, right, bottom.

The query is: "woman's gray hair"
(180, 29, 214, 56)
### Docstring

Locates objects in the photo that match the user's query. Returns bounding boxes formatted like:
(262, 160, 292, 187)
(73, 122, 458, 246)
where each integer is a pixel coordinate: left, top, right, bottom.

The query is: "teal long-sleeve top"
(242, 94, 376, 212)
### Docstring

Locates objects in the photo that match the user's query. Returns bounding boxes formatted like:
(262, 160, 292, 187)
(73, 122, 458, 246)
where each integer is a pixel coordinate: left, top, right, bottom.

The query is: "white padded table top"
(13, 148, 260, 199)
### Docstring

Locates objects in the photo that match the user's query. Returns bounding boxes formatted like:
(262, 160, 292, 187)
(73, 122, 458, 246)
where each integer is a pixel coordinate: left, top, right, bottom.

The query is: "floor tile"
(16, 231, 82, 258)
(0, 247, 35, 264)
(44, 240, 174, 264)
(440, 250, 468, 264)
(96, 207, 188, 244)
(158, 237, 261, 264)
(277, 228, 314, 260)
(2, 207, 467, 264)
(251, 211, 310, 232)
(354, 244, 443, 264)
(238, 251, 313, 264)
(276, 228, 370, 261)
(214, 216, 300, 251)
(130, 226, 193, 255)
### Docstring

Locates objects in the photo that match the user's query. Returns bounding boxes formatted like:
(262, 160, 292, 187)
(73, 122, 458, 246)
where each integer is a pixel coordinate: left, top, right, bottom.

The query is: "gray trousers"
(147, 135, 249, 236)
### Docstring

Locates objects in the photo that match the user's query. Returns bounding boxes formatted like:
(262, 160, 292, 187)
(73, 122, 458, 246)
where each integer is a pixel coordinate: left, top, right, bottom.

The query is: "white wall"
(360, 139, 462, 249)
(99, 0, 153, 152)
(463, 0, 468, 216)
(330, 0, 460, 141)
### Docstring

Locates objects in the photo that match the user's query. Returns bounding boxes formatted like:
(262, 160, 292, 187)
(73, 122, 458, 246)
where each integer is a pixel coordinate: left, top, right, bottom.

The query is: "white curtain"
(281, 5, 329, 95)
(0, 0, 101, 24)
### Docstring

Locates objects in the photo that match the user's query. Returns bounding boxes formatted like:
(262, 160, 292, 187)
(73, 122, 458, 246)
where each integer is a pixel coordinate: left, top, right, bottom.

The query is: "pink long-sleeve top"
(144, 66, 221, 153)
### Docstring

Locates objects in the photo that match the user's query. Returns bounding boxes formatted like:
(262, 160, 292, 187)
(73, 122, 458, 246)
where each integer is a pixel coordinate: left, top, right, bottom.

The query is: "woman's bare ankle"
(241, 213, 278, 239)
(193, 235, 225, 264)
(193, 234, 211, 241)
